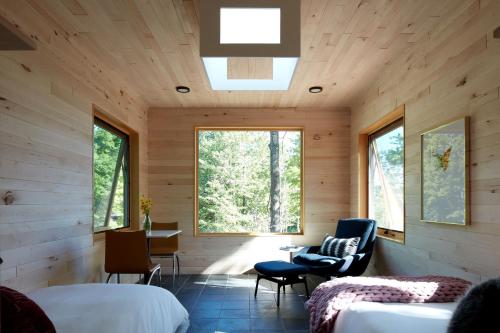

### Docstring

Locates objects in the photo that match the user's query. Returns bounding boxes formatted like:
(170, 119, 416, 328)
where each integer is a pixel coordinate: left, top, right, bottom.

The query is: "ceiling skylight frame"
(200, 0, 300, 58)
(200, 0, 300, 91)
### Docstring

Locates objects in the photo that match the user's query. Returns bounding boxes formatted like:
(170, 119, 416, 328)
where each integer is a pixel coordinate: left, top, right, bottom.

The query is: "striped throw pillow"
(318, 235, 360, 258)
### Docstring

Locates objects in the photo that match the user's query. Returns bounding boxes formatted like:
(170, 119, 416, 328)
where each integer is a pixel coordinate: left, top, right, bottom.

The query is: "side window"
(93, 118, 130, 232)
(368, 119, 404, 235)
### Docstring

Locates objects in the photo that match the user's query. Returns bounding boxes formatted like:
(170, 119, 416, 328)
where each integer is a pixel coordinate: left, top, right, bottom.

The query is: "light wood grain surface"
(0, 1, 149, 292)
(0, 0, 472, 108)
(350, 0, 500, 283)
(0, 0, 499, 289)
(148, 107, 351, 274)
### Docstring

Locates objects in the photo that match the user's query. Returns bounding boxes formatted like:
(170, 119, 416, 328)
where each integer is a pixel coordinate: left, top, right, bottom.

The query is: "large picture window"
(93, 118, 130, 232)
(195, 128, 303, 235)
(368, 119, 404, 234)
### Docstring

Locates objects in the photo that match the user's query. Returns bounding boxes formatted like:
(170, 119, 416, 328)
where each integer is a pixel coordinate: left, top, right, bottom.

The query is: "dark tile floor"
(157, 274, 319, 333)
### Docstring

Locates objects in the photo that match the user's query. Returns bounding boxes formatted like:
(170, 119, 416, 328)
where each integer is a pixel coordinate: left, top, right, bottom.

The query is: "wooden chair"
(105, 230, 161, 285)
(150, 222, 180, 275)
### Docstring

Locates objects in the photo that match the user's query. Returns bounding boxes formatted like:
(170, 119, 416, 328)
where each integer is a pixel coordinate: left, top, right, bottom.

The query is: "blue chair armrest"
(292, 246, 321, 259)
(306, 246, 321, 254)
(336, 253, 366, 273)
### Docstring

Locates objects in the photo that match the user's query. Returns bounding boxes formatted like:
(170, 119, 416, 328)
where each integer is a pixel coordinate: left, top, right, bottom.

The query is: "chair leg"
(176, 254, 180, 276)
(158, 267, 162, 286)
(117, 274, 120, 284)
(146, 266, 161, 285)
(106, 273, 112, 283)
(254, 275, 261, 298)
(303, 277, 310, 298)
(172, 255, 176, 276)
(277, 282, 281, 308)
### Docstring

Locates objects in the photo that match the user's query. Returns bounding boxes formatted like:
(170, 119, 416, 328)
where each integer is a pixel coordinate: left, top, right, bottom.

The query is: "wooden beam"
(0, 15, 36, 50)
(358, 133, 369, 218)
(360, 105, 405, 135)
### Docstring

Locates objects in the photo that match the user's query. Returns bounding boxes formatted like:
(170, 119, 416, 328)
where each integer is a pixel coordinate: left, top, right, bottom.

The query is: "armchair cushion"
(293, 253, 340, 267)
(254, 260, 309, 277)
(318, 235, 360, 258)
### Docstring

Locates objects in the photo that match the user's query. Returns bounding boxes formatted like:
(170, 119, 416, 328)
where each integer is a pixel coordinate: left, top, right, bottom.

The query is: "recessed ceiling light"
(176, 86, 190, 93)
(220, 8, 281, 44)
(309, 86, 323, 93)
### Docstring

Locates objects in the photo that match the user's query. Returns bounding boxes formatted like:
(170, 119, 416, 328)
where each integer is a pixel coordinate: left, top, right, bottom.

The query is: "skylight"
(202, 57, 298, 90)
(220, 8, 281, 44)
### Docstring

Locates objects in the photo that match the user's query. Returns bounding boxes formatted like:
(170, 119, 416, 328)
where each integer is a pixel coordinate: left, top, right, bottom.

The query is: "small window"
(368, 119, 404, 235)
(93, 118, 130, 232)
(195, 128, 303, 235)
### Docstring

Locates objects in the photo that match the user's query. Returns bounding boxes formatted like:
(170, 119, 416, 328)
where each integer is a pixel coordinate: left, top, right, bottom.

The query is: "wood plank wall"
(350, 0, 500, 283)
(148, 107, 350, 274)
(0, 3, 148, 292)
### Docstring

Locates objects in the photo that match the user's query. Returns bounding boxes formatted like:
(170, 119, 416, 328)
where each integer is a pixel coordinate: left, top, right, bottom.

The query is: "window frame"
(194, 126, 305, 237)
(92, 116, 131, 234)
(358, 105, 405, 243)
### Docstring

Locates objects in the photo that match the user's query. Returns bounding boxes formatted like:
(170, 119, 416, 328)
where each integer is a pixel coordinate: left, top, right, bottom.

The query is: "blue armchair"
(293, 218, 377, 279)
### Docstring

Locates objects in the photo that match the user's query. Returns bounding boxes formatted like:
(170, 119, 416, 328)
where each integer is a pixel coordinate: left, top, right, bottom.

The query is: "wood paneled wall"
(148, 107, 350, 274)
(350, 0, 500, 283)
(0, 4, 148, 292)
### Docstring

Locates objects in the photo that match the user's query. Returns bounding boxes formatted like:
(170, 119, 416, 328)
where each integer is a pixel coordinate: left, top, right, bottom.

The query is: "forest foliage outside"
(93, 122, 129, 231)
(197, 129, 302, 234)
(368, 123, 404, 232)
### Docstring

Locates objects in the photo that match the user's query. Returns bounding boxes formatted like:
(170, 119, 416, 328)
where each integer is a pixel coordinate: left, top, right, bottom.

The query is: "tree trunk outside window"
(269, 131, 280, 232)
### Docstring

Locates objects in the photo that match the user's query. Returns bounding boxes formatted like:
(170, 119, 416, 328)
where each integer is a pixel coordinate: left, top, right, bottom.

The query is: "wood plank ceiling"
(4, 0, 466, 108)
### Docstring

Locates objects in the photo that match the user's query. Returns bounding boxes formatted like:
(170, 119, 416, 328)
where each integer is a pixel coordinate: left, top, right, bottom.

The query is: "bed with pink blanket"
(306, 276, 471, 333)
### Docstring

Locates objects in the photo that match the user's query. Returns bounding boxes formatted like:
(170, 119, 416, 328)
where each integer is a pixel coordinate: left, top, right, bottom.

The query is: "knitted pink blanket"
(306, 276, 471, 333)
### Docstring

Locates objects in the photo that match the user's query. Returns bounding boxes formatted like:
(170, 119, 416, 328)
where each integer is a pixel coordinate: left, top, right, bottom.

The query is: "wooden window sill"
(376, 228, 404, 244)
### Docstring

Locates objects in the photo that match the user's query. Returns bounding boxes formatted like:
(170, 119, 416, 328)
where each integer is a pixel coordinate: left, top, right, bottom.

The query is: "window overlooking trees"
(368, 119, 404, 234)
(93, 118, 130, 232)
(195, 128, 303, 235)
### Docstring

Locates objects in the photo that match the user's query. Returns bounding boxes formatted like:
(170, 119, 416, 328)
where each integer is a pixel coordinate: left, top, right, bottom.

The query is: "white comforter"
(333, 302, 457, 333)
(28, 284, 189, 333)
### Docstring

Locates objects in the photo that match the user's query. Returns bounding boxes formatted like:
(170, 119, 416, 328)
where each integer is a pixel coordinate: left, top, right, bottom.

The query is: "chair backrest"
(334, 218, 377, 254)
(105, 230, 150, 273)
(150, 222, 178, 255)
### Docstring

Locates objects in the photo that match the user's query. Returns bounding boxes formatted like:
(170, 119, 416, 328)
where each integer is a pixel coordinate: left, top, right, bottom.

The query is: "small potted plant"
(140, 195, 153, 233)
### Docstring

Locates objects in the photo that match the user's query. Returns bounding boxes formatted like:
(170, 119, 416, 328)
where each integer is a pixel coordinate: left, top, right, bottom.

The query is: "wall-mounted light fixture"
(494, 26, 500, 39)
(0, 15, 36, 50)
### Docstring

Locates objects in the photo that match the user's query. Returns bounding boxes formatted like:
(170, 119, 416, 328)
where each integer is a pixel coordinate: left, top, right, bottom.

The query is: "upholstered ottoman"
(254, 260, 310, 307)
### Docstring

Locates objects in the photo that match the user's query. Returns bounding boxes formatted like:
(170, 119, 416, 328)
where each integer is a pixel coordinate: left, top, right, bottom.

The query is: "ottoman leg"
(277, 282, 281, 307)
(254, 274, 261, 298)
(304, 277, 310, 298)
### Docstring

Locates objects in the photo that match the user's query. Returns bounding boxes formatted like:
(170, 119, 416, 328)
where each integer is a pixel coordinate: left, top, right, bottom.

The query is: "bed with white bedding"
(27, 284, 189, 333)
(333, 302, 457, 333)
